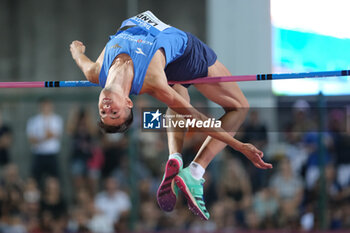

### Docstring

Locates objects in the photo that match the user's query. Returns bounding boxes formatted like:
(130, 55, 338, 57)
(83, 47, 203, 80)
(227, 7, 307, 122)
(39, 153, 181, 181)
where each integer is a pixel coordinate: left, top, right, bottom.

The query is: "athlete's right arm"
(148, 79, 272, 170)
(70, 40, 105, 84)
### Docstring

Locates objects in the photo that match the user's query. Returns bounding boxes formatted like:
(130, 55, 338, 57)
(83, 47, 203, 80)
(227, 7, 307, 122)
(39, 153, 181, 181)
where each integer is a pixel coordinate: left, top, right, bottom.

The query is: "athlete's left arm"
(148, 75, 272, 170)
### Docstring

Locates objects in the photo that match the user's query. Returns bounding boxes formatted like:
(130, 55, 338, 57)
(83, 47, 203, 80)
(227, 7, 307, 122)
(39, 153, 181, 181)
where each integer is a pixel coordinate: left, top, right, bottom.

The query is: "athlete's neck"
(105, 54, 134, 96)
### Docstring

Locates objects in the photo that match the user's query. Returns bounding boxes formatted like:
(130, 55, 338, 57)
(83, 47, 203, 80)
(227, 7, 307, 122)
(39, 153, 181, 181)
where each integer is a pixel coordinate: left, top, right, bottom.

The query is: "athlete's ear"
(125, 97, 133, 108)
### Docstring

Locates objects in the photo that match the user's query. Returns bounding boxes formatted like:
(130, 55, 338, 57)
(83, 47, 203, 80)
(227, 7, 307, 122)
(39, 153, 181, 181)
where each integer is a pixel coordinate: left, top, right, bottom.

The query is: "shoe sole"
(157, 159, 180, 212)
(174, 176, 209, 220)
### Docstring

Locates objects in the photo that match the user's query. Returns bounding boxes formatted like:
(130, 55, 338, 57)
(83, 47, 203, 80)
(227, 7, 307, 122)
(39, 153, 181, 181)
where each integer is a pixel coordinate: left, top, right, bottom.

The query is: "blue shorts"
(165, 32, 217, 87)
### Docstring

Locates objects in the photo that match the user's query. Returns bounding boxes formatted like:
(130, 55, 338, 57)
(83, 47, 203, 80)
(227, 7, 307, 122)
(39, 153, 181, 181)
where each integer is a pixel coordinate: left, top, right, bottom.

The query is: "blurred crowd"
(1, 98, 350, 233)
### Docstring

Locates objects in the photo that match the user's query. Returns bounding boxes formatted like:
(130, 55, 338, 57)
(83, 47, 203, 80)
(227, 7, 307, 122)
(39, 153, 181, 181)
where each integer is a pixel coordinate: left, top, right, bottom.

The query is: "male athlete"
(70, 11, 272, 220)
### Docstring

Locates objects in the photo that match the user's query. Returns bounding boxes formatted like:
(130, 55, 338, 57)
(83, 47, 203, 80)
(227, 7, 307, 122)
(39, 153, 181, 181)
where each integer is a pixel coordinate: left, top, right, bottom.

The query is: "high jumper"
(2, 10, 347, 220)
(67, 10, 272, 221)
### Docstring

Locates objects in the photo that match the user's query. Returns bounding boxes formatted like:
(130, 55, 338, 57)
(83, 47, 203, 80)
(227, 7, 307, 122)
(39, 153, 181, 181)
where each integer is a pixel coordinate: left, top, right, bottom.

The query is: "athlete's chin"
(100, 88, 122, 103)
(99, 88, 110, 99)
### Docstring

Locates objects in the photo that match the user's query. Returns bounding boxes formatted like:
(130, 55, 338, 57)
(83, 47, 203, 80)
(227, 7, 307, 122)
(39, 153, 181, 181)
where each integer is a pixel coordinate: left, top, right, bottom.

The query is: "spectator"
(306, 164, 343, 230)
(269, 157, 304, 227)
(1, 163, 23, 188)
(1, 184, 23, 220)
(244, 209, 260, 230)
(67, 107, 99, 193)
(138, 178, 154, 202)
(136, 200, 162, 232)
(240, 110, 269, 191)
(242, 110, 268, 152)
(0, 169, 25, 233)
(70, 189, 101, 233)
(300, 203, 315, 231)
(217, 157, 252, 228)
(22, 178, 41, 232)
(287, 99, 317, 144)
(0, 110, 12, 170)
(74, 188, 95, 214)
(277, 136, 308, 177)
(252, 187, 279, 228)
(39, 176, 67, 232)
(1, 214, 26, 233)
(312, 164, 342, 205)
(138, 131, 167, 177)
(67, 206, 91, 233)
(210, 200, 230, 231)
(100, 133, 127, 178)
(26, 98, 63, 186)
(161, 207, 190, 231)
(0, 164, 24, 227)
(22, 178, 41, 214)
(114, 211, 130, 233)
(88, 212, 114, 233)
(333, 132, 350, 188)
(303, 132, 333, 190)
(94, 177, 131, 226)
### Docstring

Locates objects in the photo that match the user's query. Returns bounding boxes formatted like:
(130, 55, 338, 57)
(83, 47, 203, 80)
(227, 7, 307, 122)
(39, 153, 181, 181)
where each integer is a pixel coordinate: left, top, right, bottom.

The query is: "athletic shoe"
(157, 155, 183, 212)
(174, 167, 210, 220)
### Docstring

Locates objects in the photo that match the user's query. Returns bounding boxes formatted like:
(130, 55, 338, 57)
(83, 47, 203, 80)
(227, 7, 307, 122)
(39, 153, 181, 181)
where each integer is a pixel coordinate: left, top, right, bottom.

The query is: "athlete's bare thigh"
(194, 60, 248, 109)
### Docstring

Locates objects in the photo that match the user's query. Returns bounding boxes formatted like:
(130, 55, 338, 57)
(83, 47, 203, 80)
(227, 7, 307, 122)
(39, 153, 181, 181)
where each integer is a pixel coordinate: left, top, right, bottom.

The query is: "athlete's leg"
(193, 60, 249, 168)
(166, 84, 190, 154)
(157, 84, 189, 212)
(174, 60, 248, 220)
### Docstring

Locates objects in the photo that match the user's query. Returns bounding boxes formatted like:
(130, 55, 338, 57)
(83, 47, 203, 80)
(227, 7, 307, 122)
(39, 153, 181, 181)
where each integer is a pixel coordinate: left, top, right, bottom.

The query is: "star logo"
(150, 109, 162, 122)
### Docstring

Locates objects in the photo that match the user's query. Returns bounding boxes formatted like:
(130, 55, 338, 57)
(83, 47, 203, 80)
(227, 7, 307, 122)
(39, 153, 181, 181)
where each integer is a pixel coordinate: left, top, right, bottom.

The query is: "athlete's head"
(98, 88, 134, 133)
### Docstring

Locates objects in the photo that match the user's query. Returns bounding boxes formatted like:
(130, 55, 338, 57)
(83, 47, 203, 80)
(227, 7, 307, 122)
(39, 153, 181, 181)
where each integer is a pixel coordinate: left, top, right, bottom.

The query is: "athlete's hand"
(70, 40, 86, 60)
(239, 143, 273, 169)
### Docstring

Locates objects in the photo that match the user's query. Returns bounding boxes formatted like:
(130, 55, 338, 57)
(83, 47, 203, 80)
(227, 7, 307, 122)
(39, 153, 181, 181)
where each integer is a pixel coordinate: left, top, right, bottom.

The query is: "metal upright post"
(318, 92, 328, 230)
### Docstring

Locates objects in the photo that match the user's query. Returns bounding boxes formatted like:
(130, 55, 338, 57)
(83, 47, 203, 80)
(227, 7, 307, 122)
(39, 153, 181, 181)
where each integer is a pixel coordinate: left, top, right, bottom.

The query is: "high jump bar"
(1, 70, 350, 88)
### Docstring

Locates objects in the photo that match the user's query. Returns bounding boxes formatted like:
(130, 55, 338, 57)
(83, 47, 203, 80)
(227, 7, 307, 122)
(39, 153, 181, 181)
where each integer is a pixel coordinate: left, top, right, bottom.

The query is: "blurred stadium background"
(1, 0, 350, 232)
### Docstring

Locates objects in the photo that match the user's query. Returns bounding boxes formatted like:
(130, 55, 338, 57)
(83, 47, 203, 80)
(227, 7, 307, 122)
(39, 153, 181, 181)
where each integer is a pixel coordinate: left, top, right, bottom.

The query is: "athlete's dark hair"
(98, 109, 133, 133)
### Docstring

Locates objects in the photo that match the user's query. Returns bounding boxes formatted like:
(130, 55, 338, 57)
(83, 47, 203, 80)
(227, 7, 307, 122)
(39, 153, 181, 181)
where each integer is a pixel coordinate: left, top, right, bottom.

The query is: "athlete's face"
(98, 89, 131, 126)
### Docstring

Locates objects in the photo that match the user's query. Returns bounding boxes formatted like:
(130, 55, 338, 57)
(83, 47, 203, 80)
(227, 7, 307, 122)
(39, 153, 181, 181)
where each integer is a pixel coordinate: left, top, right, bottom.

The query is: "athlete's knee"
(237, 94, 249, 112)
(241, 100, 250, 118)
(223, 95, 249, 113)
(238, 97, 249, 118)
(240, 97, 250, 110)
